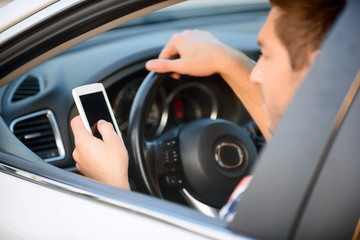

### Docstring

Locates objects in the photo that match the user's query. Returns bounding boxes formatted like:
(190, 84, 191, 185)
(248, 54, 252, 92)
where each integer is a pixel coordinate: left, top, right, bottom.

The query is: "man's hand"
(146, 30, 241, 79)
(146, 30, 271, 140)
(71, 116, 130, 190)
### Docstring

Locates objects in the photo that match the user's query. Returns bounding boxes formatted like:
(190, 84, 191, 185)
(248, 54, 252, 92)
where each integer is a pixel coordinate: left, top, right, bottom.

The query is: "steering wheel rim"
(128, 71, 165, 197)
(128, 71, 258, 211)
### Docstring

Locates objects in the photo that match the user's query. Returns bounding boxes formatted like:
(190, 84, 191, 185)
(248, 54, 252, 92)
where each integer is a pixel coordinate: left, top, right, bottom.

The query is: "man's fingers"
(146, 59, 172, 73)
(97, 120, 120, 142)
(146, 59, 188, 75)
(171, 73, 181, 79)
(146, 60, 181, 79)
(75, 162, 81, 172)
(72, 148, 79, 161)
(158, 33, 182, 59)
(71, 116, 91, 139)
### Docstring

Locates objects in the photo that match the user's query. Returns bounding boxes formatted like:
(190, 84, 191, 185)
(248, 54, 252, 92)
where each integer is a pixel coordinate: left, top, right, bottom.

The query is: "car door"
(229, 1, 360, 239)
(0, 1, 256, 239)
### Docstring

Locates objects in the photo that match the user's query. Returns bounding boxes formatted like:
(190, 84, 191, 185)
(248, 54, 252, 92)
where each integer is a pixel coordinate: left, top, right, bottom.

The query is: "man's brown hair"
(269, 0, 345, 70)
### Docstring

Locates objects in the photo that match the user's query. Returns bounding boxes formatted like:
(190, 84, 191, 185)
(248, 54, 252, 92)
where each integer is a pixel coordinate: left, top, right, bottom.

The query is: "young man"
(71, 0, 345, 220)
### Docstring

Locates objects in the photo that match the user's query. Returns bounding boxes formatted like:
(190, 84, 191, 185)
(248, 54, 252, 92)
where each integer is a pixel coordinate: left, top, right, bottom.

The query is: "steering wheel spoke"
(154, 127, 184, 190)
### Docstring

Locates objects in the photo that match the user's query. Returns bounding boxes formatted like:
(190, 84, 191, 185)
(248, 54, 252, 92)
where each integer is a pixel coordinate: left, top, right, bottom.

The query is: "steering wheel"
(128, 72, 257, 215)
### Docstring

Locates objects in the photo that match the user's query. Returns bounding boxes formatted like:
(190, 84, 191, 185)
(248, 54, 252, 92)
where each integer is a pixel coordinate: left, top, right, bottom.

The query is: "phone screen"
(79, 91, 114, 139)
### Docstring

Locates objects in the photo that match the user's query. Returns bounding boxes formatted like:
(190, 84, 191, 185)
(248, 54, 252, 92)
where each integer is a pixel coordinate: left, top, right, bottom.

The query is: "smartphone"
(72, 83, 121, 140)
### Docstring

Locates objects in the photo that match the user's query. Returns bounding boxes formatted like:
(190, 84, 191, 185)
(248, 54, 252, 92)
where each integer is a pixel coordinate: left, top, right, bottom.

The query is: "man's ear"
(308, 50, 320, 66)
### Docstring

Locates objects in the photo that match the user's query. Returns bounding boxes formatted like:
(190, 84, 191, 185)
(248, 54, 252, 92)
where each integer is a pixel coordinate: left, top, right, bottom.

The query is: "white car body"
(0, 167, 245, 239)
(0, 1, 260, 239)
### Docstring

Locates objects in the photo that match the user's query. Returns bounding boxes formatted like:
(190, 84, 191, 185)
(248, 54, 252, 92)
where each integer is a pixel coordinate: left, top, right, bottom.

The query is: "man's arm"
(219, 48, 271, 140)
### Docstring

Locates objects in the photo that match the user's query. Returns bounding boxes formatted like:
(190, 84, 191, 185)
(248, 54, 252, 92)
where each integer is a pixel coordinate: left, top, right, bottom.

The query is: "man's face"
(250, 7, 310, 132)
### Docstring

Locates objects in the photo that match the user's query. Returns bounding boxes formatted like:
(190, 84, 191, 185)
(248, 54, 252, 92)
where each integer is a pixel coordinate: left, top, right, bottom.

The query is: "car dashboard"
(0, 3, 269, 174)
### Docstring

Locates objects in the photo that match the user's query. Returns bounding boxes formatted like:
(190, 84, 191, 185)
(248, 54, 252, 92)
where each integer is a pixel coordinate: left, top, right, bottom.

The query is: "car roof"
(0, 0, 84, 44)
(0, 0, 57, 32)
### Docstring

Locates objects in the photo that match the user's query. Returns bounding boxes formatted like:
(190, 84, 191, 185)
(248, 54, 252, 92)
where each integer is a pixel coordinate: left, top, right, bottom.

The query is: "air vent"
(12, 75, 41, 102)
(10, 110, 65, 162)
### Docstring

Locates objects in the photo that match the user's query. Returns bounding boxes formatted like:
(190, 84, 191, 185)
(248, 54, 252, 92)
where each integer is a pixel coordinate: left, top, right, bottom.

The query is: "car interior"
(0, 0, 359, 239)
(0, 1, 269, 210)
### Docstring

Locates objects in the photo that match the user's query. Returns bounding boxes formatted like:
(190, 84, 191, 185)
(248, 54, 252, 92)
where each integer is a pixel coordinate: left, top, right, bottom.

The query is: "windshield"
(116, 0, 269, 29)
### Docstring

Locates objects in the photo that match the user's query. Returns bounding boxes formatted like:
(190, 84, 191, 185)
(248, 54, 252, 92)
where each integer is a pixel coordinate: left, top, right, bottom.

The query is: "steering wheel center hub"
(179, 118, 257, 208)
(215, 142, 244, 169)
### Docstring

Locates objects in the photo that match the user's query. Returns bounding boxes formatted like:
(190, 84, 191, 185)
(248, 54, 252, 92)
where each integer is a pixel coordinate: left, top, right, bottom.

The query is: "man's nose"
(249, 63, 263, 85)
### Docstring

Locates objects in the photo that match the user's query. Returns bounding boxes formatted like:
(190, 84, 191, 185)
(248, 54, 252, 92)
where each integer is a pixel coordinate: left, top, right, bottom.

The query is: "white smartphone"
(72, 83, 121, 140)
